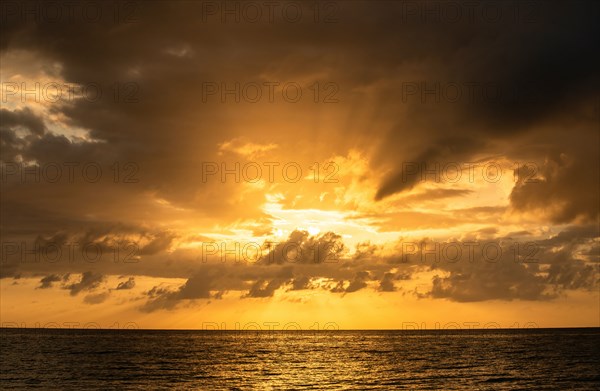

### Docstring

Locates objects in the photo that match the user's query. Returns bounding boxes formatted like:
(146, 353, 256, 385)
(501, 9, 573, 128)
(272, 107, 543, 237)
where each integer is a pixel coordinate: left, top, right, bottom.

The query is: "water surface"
(1, 328, 599, 389)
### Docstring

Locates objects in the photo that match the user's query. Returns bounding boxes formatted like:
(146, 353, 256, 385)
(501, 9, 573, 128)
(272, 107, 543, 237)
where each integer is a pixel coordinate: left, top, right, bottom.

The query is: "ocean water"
(1, 328, 599, 390)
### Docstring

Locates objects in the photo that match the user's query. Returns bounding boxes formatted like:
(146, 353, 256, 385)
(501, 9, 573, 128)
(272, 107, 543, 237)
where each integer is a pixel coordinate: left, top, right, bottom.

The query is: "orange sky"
(1, 1, 599, 329)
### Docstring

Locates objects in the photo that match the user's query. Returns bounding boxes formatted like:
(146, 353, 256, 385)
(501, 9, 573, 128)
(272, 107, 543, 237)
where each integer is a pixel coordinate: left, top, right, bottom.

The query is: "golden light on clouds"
(1, 1, 598, 333)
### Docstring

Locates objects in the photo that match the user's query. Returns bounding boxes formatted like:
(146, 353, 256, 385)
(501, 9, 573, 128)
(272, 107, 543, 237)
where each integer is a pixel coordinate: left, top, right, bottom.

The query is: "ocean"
(1, 328, 599, 390)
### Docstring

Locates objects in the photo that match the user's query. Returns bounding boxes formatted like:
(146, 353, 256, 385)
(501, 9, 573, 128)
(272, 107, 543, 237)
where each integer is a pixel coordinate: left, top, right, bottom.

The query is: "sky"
(0, 0, 599, 330)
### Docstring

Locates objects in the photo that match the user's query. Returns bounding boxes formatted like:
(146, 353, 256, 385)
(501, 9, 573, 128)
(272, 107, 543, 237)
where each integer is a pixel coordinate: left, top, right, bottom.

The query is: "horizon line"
(2, 326, 599, 332)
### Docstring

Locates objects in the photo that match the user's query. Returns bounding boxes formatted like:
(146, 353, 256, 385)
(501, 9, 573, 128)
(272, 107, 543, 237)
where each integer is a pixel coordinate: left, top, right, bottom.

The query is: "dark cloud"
(244, 267, 293, 298)
(378, 272, 396, 292)
(259, 230, 345, 265)
(0, 107, 47, 161)
(0, 107, 46, 135)
(83, 292, 109, 304)
(418, 226, 599, 302)
(427, 261, 551, 302)
(244, 278, 287, 298)
(64, 271, 104, 296)
(115, 277, 135, 290)
(289, 275, 312, 291)
(328, 271, 372, 295)
(141, 272, 215, 312)
(3, 222, 598, 307)
(0, 226, 179, 279)
(344, 271, 370, 293)
(376, 138, 484, 200)
(138, 233, 176, 256)
(1, 1, 593, 224)
(510, 145, 600, 223)
(330, 281, 346, 294)
(37, 274, 62, 289)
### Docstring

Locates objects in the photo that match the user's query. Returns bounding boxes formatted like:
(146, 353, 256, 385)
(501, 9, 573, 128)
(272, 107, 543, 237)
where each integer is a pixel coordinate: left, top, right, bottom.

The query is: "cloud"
(344, 271, 370, 293)
(259, 230, 346, 265)
(244, 279, 287, 298)
(83, 292, 109, 304)
(427, 262, 551, 302)
(418, 226, 599, 302)
(328, 271, 372, 295)
(397, 188, 474, 204)
(64, 272, 104, 296)
(376, 138, 484, 200)
(378, 272, 396, 292)
(0, 107, 46, 135)
(510, 147, 600, 223)
(37, 274, 62, 289)
(289, 275, 312, 291)
(115, 277, 136, 290)
(244, 267, 294, 298)
(138, 233, 177, 256)
(330, 280, 346, 293)
(141, 272, 215, 312)
(0, 107, 47, 161)
(0, 1, 598, 317)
